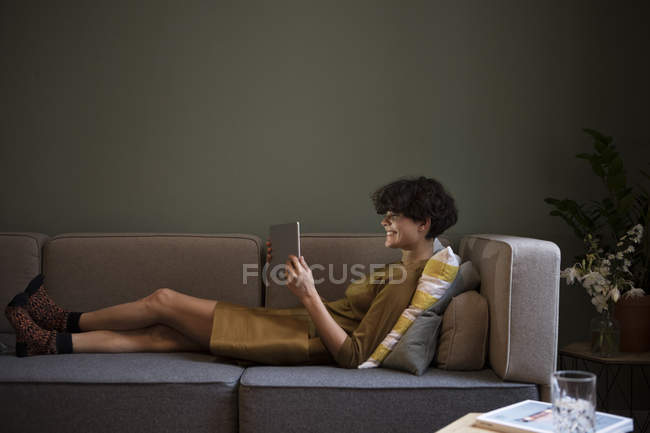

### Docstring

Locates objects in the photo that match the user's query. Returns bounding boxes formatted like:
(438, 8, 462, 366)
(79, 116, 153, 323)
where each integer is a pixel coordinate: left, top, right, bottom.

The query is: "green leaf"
(583, 128, 613, 145)
(610, 157, 624, 174)
(591, 160, 606, 177)
(583, 128, 604, 141)
(608, 173, 626, 191)
(601, 147, 617, 163)
(558, 199, 576, 211)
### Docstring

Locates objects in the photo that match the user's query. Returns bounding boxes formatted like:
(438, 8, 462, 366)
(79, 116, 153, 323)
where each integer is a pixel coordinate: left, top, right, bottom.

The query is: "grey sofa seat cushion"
(0, 346, 242, 384)
(238, 365, 538, 433)
(0, 333, 243, 433)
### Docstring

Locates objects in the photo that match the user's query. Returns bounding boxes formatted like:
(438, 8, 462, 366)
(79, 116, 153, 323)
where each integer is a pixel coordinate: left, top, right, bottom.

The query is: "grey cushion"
(0, 334, 243, 433)
(429, 260, 481, 314)
(382, 310, 443, 375)
(382, 261, 480, 375)
(238, 365, 539, 433)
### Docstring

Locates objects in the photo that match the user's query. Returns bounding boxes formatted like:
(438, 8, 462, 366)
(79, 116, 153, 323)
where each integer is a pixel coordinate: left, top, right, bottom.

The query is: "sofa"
(0, 231, 560, 433)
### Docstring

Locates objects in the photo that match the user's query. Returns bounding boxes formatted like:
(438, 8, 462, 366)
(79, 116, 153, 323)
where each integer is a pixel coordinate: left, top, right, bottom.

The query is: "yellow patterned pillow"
(358, 246, 460, 369)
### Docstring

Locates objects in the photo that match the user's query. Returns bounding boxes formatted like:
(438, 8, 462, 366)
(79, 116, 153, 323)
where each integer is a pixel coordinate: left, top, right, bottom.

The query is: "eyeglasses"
(381, 212, 403, 223)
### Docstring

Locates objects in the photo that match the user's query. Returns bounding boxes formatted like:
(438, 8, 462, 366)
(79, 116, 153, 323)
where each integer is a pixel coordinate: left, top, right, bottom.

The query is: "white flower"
(607, 254, 615, 260)
(616, 252, 624, 260)
(628, 224, 643, 235)
(628, 224, 644, 243)
(610, 287, 620, 303)
(625, 246, 635, 254)
(591, 295, 608, 313)
(593, 284, 607, 295)
(561, 266, 581, 285)
(599, 266, 610, 277)
(581, 271, 607, 289)
(624, 259, 631, 267)
(602, 259, 610, 266)
(623, 288, 646, 299)
(616, 241, 624, 247)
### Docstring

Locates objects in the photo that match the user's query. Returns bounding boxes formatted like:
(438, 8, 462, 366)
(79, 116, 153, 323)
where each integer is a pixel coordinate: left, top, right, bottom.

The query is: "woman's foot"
(22, 274, 83, 333)
(4, 292, 73, 357)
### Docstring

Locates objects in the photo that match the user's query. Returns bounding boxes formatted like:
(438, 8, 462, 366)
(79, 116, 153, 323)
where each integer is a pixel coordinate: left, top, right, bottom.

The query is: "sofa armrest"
(0, 232, 50, 333)
(459, 234, 560, 386)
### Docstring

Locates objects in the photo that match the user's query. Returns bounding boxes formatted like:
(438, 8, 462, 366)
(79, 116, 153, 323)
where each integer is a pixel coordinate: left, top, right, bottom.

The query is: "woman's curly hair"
(371, 176, 458, 240)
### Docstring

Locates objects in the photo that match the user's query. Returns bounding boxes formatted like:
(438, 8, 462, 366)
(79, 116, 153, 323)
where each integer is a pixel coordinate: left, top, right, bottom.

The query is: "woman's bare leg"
(77, 288, 217, 350)
(71, 324, 205, 353)
(79, 296, 161, 331)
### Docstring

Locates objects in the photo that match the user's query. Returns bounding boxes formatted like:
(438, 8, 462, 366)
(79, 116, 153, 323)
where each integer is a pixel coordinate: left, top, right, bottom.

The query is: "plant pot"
(613, 294, 650, 352)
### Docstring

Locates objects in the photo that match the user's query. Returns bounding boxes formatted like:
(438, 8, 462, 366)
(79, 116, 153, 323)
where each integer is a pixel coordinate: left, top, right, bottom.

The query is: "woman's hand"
(285, 255, 318, 302)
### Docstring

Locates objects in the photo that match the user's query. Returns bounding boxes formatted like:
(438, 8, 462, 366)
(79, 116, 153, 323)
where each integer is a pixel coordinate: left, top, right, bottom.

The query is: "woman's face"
(380, 211, 428, 249)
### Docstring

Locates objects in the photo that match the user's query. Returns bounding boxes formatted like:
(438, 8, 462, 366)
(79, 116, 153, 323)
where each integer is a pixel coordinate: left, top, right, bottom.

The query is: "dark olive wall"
(1, 1, 648, 346)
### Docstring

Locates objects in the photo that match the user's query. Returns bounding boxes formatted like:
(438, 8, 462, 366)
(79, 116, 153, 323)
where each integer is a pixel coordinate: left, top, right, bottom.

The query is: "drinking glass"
(551, 370, 597, 433)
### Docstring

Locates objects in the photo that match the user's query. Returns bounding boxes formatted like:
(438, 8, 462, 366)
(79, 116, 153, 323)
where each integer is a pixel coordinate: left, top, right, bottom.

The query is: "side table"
(436, 413, 489, 432)
(559, 342, 650, 433)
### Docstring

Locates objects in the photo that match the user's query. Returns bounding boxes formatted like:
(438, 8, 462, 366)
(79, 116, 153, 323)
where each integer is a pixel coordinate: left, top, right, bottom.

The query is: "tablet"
(268, 222, 301, 282)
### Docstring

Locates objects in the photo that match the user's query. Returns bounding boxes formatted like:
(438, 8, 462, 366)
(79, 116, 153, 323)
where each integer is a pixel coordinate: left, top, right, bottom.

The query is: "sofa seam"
(0, 380, 242, 386)
(49, 233, 260, 241)
(237, 383, 536, 391)
(46, 233, 263, 266)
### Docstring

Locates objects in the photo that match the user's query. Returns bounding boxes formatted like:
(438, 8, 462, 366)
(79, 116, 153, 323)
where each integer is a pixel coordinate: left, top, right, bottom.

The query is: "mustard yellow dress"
(208, 259, 428, 368)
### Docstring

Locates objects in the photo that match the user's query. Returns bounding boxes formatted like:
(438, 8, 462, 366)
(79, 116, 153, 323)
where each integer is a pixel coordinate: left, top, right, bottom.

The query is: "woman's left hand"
(285, 255, 317, 302)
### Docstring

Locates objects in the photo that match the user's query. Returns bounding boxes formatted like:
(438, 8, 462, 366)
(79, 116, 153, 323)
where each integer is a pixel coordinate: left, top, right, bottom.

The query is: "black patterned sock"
(23, 273, 84, 333)
(4, 293, 73, 357)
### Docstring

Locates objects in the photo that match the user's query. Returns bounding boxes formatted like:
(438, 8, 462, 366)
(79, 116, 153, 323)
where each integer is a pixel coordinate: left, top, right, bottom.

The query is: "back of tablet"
(268, 222, 301, 284)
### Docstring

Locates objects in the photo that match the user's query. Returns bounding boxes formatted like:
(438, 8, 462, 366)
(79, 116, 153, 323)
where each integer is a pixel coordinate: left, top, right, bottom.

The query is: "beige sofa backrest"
(0, 233, 50, 333)
(40, 233, 264, 317)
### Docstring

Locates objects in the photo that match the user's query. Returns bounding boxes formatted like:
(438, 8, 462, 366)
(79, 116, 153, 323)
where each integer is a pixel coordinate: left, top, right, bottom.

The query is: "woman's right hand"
(266, 240, 272, 263)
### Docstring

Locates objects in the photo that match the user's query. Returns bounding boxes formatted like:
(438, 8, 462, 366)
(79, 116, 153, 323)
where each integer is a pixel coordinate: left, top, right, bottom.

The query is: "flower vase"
(590, 310, 620, 357)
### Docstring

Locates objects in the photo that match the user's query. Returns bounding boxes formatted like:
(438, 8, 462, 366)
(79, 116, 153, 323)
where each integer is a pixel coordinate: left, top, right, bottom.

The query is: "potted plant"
(545, 128, 649, 354)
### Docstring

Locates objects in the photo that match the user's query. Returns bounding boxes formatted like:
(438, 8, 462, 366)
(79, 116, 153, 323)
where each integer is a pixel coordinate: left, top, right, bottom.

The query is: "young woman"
(5, 176, 457, 368)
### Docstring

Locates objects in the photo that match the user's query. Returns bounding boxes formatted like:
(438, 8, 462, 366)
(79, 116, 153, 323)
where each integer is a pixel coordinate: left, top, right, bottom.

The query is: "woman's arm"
(285, 255, 347, 358)
(301, 292, 347, 358)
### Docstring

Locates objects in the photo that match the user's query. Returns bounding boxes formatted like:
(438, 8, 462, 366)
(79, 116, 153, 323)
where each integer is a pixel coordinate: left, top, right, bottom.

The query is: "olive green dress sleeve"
(332, 260, 427, 369)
